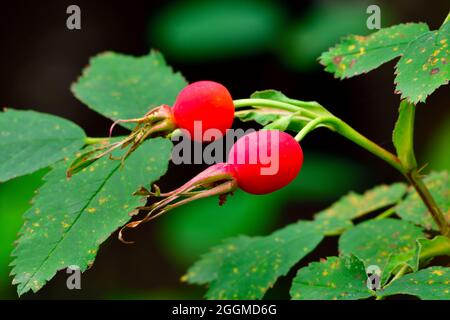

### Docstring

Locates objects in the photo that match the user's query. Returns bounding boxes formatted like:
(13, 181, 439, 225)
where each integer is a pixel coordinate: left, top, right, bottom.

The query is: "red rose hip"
(172, 81, 234, 141)
(228, 130, 303, 194)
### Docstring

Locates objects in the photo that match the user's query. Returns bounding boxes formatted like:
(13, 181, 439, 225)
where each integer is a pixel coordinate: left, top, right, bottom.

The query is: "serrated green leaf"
(379, 267, 450, 300)
(320, 23, 429, 79)
(396, 171, 449, 231)
(0, 169, 48, 295)
(393, 100, 417, 170)
(72, 51, 187, 130)
(0, 109, 86, 182)
(338, 219, 425, 283)
(202, 221, 323, 299)
(395, 21, 450, 103)
(11, 138, 172, 296)
(290, 255, 373, 300)
(314, 183, 407, 229)
(183, 236, 254, 285)
(383, 235, 450, 285)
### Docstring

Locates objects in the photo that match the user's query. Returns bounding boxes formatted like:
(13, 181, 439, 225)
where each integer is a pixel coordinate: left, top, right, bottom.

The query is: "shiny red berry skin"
(227, 130, 303, 195)
(172, 81, 234, 142)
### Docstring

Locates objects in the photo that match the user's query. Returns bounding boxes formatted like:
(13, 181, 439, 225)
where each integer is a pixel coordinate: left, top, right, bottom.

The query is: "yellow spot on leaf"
(406, 59, 413, 64)
(432, 270, 444, 276)
(233, 268, 239, 274)
(87, 207, 97, 213)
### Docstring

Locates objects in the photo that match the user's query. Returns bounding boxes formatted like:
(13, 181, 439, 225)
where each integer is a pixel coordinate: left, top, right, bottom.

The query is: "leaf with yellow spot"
(395, 21, 450, 103)
(290, 255, 373, 300)
(184, 236, 254, 285)
(314, 182, 407, 232)
(11, 138, 172, 296)
(339, 219, 425, 284)
(320, 23, 429, 79)
(190, 221, 323, 299)
(72, 51, 187, 130)
(0, 109, 86, 182)
(378, 267, 450, 300)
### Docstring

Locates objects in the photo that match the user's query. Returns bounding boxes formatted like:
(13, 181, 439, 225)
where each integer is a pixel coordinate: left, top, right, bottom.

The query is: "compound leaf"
(72, 51, 187, 129)
(379, 267, 450, 300)
(320, 23, 429, 79)
(11, 138, 172, 296)
(290, 255, 373, 300)
(200, 221, 323, 299)
(0, 109, 86, 182)
(338, 219, 425, 283)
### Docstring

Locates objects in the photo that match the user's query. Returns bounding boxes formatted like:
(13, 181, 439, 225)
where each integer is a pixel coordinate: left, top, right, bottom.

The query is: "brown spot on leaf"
(349, 59, 357, 68)
(333, 55, 343, 65)
(430, 68, 440, 75)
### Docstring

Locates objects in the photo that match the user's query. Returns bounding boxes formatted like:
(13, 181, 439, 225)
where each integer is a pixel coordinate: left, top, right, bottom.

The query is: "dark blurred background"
(0, 0, 448, 299)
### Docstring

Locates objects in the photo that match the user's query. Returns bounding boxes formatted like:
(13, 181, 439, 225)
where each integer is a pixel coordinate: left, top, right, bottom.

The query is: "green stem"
(375, 207, 396, 220)
(296, 116, 403, 173)
(234, 97, 448, 236)
(234, 99, 402, 172)
(405, 169, 450, 237)
(334, 120, 403, 172)
(233, 98, 318, 119)
(294, 117, 334, 141)
(84, 137, 110, 145)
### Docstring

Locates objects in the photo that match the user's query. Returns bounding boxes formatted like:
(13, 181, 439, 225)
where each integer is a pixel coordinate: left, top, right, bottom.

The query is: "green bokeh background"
(0, 0, 448, 299)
